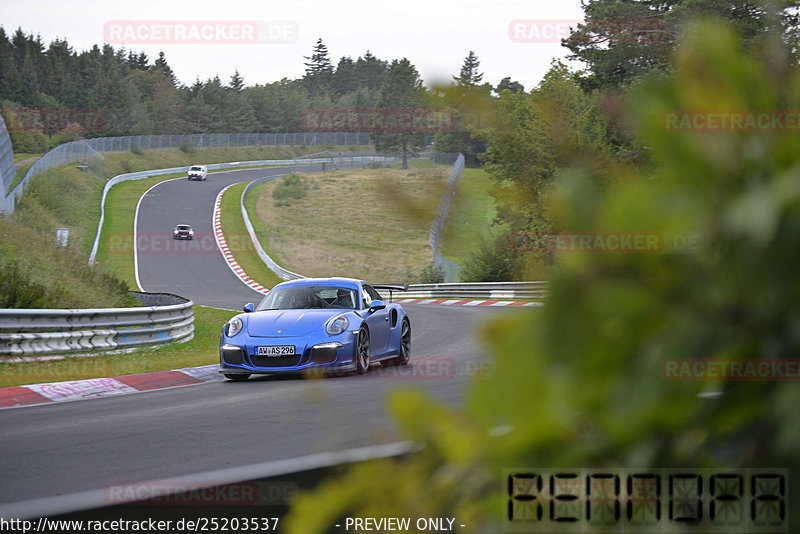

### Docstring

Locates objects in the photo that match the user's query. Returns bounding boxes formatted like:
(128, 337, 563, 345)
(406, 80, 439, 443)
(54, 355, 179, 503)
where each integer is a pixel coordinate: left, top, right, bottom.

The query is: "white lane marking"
(133, 177, 186, 292)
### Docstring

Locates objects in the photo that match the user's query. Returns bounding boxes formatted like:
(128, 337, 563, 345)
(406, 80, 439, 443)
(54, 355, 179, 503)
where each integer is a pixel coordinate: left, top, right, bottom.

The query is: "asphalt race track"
(0, 167, 517, 507)
(135, 166, 319, 310)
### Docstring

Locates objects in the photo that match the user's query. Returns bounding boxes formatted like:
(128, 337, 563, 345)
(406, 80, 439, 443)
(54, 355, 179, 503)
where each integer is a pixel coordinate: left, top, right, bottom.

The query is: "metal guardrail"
(0, 293, 194, 356)
(241, 177, 305, 281)
(379, 281, 550, 302)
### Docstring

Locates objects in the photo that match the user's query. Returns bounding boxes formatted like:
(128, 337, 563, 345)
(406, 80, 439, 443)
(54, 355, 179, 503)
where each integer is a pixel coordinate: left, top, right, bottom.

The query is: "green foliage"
(563, 0, 796, 90)
(284, 20, 800, 532)
(0, 260, 50, 308)
(8, 130, 49, 153)
(478, 60, 618, 234)
(460, 231, 522, 282)
(178, 137, 195, 153)
(272, 173, 308, 205)
(412, 262, 445, 284)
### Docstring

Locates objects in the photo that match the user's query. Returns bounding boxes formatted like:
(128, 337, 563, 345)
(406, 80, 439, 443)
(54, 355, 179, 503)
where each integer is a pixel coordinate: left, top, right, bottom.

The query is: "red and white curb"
(213, 184, 270, 295)
(396, 298, 543, 307)
(0, 365, 224, 410)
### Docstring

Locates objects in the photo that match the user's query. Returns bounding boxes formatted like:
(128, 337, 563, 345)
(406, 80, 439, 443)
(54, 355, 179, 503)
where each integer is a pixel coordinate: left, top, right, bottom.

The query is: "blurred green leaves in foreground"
(285, 20, 800, 532)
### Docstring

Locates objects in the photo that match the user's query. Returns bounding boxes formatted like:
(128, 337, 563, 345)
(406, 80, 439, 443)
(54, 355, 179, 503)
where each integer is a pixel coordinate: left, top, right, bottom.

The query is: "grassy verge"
(220, 182, 284, 290)
(13, 152, 43, 163)
(0, 306, 235, 388)
(437, 168, 497, 265)
(251, 168, 450, 282)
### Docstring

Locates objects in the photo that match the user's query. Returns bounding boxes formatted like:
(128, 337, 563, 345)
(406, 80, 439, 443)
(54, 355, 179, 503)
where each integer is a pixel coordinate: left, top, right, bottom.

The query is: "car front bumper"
(219, 332, 358, 375)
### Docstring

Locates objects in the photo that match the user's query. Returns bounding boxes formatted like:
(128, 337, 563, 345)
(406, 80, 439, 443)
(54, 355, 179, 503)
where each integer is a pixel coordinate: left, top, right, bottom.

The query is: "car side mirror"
(369, 300, 386, 313)
(243, 302, 255, 313)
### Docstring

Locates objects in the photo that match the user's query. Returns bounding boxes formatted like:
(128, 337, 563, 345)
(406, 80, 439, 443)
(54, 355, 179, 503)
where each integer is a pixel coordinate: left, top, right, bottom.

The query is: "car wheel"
(395, 318, 411, 365)
(356, 327, 370, 374)
(224, 374, 250, 381)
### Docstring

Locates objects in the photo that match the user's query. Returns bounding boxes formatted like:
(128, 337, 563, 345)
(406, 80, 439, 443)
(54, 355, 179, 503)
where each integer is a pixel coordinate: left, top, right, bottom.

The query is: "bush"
(179, 138, 196, 153)
(460, 231, 521, 282)
(9, 130, 49, 154)
(129, 140, 142, 155)
(272, 173, 307, 204)
(0, 260, 51, 308)
(119, 158, 134, 174)
(414, 262, 445, 284)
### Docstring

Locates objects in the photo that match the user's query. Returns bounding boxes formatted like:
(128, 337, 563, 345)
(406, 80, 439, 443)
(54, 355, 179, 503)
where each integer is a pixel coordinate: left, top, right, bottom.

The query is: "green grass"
(10, 165, 104, 255)
(220, 182, 284, 289)
(251, 167, 450, 282)
(438, 168, 496, 265)
(13, 152, 43, 163)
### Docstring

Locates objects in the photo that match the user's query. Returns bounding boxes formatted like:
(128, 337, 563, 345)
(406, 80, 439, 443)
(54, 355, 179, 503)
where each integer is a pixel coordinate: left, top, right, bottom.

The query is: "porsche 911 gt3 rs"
(219, 277, 410, 380)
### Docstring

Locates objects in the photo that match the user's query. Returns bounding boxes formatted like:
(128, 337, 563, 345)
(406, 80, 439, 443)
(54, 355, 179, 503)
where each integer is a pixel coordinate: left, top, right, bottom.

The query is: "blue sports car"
(219, 277, 411, 380)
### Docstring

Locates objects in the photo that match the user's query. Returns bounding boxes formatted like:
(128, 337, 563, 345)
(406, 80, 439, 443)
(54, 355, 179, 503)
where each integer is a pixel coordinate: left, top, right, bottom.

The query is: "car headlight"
(326, 315, 349, 336)
(226, 317, 243, 337)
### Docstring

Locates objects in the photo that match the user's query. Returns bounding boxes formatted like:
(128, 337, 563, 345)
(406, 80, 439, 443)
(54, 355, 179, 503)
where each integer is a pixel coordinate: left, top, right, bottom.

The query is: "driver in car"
(334, 289, 353, 308)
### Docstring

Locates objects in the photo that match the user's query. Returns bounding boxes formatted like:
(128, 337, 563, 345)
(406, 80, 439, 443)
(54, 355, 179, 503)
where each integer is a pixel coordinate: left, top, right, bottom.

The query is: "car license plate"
(257, 345, 295, 356)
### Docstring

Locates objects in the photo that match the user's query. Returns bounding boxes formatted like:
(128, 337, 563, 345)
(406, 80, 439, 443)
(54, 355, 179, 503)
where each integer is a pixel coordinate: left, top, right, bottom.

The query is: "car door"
(361, 283, 389, 356)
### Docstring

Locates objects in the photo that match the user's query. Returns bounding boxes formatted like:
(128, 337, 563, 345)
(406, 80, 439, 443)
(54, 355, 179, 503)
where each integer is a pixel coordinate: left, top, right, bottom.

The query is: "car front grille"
(249, 354, 303, 368)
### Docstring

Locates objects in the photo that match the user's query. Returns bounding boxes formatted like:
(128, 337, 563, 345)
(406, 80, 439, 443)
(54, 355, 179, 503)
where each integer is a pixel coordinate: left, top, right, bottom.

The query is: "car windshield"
(176, 225, 190, 230)
(257, 286, 357, 310)
(190, 166, 203, 171)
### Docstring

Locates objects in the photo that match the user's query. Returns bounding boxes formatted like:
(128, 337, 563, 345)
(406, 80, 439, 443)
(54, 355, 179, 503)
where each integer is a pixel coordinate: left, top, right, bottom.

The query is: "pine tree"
(302, 38, 333, 98)
(331, 56, 356, 96)
(353, 51, 388, 90)
(454, 51, 483, 89)
(229, 70, 245, 92)
(153, 51, 176, 85)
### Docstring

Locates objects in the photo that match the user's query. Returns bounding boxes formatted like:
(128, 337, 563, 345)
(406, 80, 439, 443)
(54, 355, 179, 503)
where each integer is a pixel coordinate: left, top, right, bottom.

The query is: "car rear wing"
(373, 284, 409, 303)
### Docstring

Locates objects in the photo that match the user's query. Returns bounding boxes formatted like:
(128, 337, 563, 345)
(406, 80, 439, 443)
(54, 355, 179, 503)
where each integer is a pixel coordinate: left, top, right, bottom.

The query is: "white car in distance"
(188, 164, 208, 181)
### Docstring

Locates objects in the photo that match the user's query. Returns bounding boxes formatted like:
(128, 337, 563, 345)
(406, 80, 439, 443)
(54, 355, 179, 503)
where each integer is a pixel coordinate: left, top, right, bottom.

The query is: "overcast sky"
(0, 0, 586, 91)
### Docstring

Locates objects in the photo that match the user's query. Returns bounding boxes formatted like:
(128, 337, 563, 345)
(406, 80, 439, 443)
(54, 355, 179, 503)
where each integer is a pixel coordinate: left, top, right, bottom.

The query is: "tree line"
(0, 28, 523, 159)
